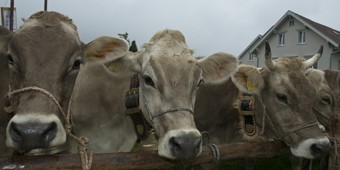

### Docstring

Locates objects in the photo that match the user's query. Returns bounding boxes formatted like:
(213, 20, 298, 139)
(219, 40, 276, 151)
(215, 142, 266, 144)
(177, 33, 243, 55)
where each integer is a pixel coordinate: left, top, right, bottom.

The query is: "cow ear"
(198, 52, 238, 84)
(231, 64, 264, 94)
(84, 36, 128, 64)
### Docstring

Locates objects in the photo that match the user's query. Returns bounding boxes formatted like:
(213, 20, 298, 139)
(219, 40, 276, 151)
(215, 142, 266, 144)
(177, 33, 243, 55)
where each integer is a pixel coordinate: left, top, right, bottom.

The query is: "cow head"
(324, 69, 340, 107)
(2, 11, 83, 154)
(305, 68, 332, 131)
(232, 43, 330, 159)
(83, 29, 238, 159)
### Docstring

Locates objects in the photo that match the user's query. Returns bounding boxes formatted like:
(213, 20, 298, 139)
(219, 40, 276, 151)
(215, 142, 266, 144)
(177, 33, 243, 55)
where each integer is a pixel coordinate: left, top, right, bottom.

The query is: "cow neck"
(330, 107, 340, 139)
(6, 86, 92, 170)
(125, 74, 152, 141)
(329, 107, 340, 166)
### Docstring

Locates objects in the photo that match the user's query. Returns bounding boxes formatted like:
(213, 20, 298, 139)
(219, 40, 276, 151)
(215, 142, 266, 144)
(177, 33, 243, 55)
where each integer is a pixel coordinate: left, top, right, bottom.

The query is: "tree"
(118, 32, 138, 52)
(129, 40, 138, 52)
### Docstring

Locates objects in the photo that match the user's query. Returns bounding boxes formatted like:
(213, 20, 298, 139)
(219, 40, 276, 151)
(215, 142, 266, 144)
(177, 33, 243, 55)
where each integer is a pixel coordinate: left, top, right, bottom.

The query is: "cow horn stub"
(264, 42, 276, 70)
(303, 45, 323, 68)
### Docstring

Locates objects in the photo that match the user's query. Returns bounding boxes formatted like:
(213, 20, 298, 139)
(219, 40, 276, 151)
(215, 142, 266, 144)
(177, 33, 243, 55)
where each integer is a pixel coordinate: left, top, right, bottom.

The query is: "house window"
(298, 31, 306, 44)
(249, 53, 255, 61)
(289, 19, 295, 26)
(278, 33, 285, 46)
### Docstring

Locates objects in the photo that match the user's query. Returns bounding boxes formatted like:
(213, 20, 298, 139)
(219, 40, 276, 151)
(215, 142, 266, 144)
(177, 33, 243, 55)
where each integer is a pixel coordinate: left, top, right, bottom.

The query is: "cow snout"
(169, 135, 202, 159)
(310, 142, 330, 158)
(291, 137, 330, 159)
(9, 122, 57, 153)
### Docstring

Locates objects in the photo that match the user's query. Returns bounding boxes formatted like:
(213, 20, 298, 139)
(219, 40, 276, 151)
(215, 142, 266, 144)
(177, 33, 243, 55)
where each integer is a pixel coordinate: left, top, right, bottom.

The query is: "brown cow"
(69, 29, 238, 159)
(194, 43, 330, 162)
(0, 11, 84, 155)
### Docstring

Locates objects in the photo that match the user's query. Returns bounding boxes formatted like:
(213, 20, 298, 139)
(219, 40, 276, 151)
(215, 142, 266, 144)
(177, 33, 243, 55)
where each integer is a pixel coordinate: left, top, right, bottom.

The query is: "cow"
(68, 29, 238, 159)
(194, 43, 330, 168)
(291, 68, 340, 169)
(0, 51, 12, 156)
(0, 11, 84, 155)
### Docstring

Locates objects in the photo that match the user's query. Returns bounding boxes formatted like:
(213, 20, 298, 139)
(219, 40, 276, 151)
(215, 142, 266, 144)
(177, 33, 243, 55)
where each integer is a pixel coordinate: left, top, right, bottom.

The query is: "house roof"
(239, 10, 340, 58)
(291, 11, 340, 47)
(238, 35, 262, 59)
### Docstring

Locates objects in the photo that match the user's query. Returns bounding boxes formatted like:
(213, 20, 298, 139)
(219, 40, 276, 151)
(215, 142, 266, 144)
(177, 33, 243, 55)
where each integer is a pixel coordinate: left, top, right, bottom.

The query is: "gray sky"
(2, 0, 340, 56)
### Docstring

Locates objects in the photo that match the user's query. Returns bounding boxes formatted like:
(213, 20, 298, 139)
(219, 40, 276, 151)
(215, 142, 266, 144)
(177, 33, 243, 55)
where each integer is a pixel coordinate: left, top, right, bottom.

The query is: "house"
(238, 10, 340, 70)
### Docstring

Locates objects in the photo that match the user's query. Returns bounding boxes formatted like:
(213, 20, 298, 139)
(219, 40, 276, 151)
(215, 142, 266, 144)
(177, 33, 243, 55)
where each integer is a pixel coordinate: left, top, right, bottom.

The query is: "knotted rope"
(7, 86, 92, 170)
(206, 143, 220, 168)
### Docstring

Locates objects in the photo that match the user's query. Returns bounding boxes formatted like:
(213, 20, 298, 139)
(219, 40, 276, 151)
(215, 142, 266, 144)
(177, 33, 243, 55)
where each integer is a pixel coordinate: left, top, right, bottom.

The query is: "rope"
(7, 86, 92, 170)
(206, 143, 220, 168)
(260, 105, 266, 136)
(139, 75, 194, 124)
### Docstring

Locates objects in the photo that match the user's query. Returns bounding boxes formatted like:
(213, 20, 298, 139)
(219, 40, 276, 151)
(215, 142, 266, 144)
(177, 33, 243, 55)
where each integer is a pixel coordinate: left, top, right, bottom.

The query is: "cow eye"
(7, 54, 13, 65)
(276, 93, 288, 104)
(143, 75, 155, 87)
(321, 96, 331, 105)
(72, 58, 82, 70)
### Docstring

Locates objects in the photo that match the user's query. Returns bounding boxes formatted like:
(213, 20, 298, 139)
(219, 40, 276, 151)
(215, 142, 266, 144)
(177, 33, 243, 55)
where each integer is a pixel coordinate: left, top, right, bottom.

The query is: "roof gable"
(292, 11, 340, 46)
(240, 10, 340, 57)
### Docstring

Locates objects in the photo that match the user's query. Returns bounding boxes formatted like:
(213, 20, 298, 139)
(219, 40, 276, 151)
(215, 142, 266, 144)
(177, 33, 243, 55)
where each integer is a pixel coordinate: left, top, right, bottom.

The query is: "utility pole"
(44, 0, 48, 11)
(9, 0, 14, 31)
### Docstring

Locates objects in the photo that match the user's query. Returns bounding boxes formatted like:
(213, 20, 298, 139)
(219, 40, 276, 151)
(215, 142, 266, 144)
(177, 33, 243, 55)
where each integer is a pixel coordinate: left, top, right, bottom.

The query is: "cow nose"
(310, 142, 330, 158)
(169, 135, 202, 159)
(9, 122, 57, 153)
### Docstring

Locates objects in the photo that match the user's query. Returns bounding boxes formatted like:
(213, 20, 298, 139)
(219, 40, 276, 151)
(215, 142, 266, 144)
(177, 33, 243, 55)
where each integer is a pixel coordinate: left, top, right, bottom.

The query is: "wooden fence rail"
(0, 141, 289, 170)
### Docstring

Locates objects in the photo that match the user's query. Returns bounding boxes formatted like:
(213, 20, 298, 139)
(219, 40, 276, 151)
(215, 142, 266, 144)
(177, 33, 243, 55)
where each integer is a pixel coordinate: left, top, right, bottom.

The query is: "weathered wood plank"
(0, 141, 289, 170)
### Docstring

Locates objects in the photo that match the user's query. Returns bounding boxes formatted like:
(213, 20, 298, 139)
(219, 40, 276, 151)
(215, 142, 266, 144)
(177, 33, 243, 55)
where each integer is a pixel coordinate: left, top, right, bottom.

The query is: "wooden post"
(9, 0, 14, 31)
(0, 141, 289, 169)
(44, 0, 48, 11)
(328, 108, 340, 170)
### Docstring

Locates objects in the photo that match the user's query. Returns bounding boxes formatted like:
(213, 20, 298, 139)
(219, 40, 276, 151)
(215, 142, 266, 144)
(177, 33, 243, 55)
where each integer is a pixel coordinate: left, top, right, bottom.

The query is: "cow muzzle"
(290, 137, 330, 159)
(9, 122, 57, 153)
(6, 114, 67, 154)
(158, 129, 202, 159)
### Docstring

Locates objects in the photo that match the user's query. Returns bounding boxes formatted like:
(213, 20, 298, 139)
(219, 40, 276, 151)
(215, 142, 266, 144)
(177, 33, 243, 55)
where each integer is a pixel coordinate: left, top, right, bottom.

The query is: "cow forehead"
(15, 12, 80, 46)
(274, 57, 306, 72)
(266, 59, 315, 98)
(147, 55, 199, 82)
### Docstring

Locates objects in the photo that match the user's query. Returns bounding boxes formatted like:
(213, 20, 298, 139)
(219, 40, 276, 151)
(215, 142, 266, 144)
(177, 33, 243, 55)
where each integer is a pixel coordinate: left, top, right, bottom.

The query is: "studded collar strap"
(125, 74, 151, 141)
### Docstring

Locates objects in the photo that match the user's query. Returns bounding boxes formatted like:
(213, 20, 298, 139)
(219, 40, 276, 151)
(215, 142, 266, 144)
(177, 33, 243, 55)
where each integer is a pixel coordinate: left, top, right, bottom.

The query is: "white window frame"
(298, 30, 306, 44)
(278, 33, 285, 46)
(248, 53, 255, 61)
(289, 19, 295, 27)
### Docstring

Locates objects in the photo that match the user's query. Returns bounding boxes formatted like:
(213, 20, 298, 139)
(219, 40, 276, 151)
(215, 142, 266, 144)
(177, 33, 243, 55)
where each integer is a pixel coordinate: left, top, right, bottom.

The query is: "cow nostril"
(42, 122, 57, 143)
(193, 137, 202, 148)
(169, 137, 182, 152)
(310, 143, 329, 158)
(311, 144, 322, 156)
(9, 123, 23, 143)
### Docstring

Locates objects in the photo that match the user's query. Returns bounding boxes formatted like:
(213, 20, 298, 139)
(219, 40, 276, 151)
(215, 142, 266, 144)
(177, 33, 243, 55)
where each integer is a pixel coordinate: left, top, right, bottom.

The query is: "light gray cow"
(194, 43, 330, 164)
(69, 29, 238, 159)
(0, 11, 83, 155)
(291, 68, 340, 169)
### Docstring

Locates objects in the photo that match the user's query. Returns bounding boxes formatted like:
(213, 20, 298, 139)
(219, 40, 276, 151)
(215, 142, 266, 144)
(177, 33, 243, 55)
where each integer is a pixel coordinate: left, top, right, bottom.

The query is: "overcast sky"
(2, 0, 340, 56)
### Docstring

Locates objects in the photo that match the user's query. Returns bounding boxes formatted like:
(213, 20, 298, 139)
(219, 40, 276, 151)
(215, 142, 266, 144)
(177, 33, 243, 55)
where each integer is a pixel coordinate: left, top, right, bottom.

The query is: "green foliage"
(129, 40, 138, 52)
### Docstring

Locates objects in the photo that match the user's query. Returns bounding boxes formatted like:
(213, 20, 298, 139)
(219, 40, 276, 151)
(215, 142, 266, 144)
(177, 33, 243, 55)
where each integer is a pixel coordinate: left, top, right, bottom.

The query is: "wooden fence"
(0, 141, 289, 170)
